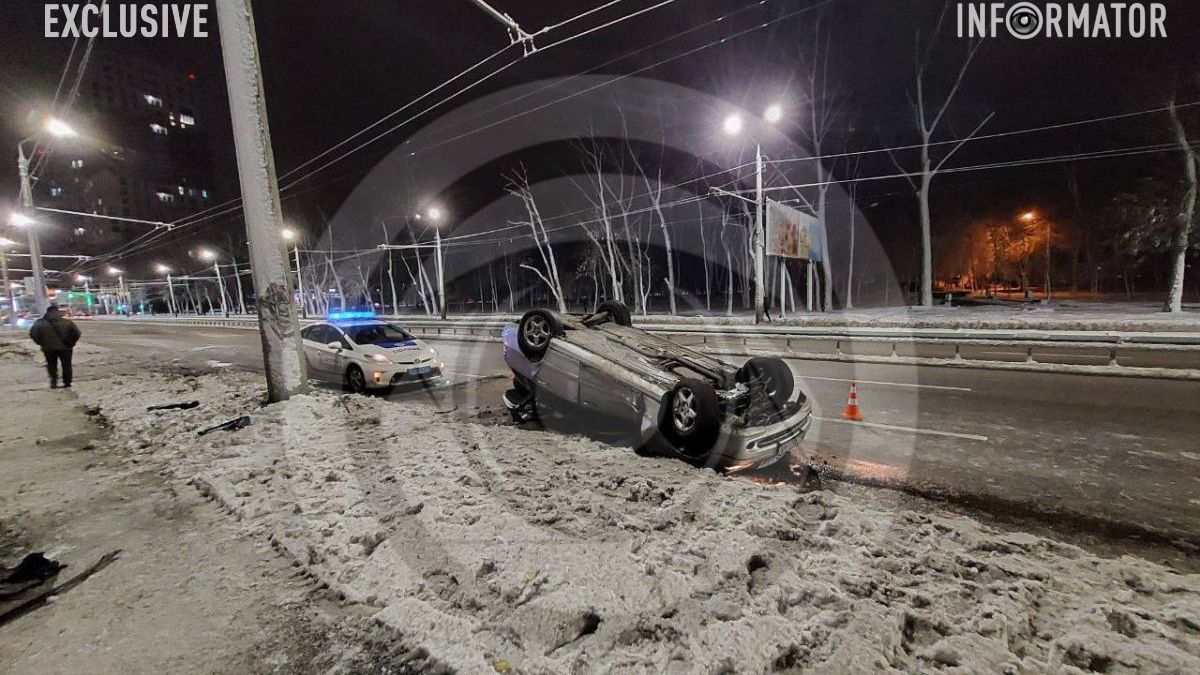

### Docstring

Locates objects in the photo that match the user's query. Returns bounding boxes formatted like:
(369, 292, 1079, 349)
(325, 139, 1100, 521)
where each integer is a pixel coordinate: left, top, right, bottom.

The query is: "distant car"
(300, 312, 443, 393)
(502, 302, 811, 471)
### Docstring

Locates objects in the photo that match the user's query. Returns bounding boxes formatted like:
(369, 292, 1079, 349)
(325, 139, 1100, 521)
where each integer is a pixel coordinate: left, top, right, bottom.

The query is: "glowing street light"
(723, 114, 744, 136)
(281, 227, 296, 241)
(764, 103, 784, 124)
(1021, 211, 1037, 222)
(427, 207, 444, 222)
(155, 263, 171, 274)
(198, 248, 217, 261)
(44, 118, 78, 139)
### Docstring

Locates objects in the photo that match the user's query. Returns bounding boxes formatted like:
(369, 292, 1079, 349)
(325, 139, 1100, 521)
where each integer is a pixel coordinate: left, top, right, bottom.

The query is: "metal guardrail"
(92, 315, 1200, 373)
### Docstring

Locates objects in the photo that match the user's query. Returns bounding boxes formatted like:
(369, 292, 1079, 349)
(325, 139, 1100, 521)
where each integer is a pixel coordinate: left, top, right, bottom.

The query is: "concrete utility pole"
(293, 246, 306, 318)
(0, 238, 14, 326)
(753, 143, 765, 324)
(16, 146, 48, 315)
(435, 226, 446, 320)
(216, 0, 306, 401)
(213, 262, 229, 316)
(166, 274, 177, 315)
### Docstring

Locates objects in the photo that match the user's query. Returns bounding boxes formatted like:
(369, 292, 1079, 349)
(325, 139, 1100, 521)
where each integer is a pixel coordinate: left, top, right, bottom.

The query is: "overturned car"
(502, 302, 812, 470)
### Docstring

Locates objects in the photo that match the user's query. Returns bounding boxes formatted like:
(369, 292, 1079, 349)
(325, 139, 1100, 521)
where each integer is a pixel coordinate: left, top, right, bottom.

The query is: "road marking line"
(814, 416, 989, 442)
(797, 375, 971, 392)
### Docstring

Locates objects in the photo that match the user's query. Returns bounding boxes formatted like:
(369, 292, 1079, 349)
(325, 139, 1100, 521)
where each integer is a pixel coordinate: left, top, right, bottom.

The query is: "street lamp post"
(426, 208, 447, 320)
(200, 249, 229, 317)
(108, 266, 127, 315)
(716, 106, 781, 324)
(282, 228, 306, 318)
(76, 274, 91, 313)
(15, 117, 77, 315)
(0, 237, 15, 326)
(156, 264, 177, 316)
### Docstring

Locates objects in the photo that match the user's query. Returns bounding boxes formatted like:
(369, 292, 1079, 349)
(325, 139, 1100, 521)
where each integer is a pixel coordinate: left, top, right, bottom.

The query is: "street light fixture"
(281, 227, 296, 241)
(763, 103, 784, 124)
(722, 114, 744, 136)
(44, 118, 78, 139)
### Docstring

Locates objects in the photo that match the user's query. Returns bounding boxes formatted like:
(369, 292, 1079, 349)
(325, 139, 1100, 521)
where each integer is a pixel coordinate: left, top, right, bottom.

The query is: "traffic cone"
(841, 382, 864, 421)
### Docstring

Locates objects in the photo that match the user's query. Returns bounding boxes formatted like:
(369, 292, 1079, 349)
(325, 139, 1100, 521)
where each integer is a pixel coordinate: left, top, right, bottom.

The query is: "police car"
(300, 311, 444, 393)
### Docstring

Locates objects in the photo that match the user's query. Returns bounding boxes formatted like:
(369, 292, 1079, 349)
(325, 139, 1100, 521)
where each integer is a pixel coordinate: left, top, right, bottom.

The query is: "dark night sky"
(2, 0, 1199, 277)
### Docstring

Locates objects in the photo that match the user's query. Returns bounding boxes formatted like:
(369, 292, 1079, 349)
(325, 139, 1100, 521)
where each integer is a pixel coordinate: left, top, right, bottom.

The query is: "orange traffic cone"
(841, 382, 864, 421)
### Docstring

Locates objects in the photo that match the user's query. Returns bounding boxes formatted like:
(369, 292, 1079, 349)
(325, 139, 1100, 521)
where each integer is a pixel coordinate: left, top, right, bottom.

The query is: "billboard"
(766, 199, 823, 262)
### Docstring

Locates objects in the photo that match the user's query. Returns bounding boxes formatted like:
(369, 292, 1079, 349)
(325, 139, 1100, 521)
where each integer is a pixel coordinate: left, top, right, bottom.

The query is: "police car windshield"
(343, 323, 413, 346)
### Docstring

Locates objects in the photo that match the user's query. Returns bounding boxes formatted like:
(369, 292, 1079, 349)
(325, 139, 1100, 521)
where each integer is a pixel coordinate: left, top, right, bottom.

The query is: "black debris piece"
(197, 415, 252, 436)
(147, 400, 201, 412)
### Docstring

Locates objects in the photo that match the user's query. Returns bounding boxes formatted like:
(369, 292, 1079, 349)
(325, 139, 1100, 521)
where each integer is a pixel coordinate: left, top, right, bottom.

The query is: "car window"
(343, 323, 414, 346)
(300, 325, 320, 341)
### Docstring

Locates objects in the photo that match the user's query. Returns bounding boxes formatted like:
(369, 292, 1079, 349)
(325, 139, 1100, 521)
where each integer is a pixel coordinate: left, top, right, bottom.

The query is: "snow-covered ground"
(74, 356, 1200, 673)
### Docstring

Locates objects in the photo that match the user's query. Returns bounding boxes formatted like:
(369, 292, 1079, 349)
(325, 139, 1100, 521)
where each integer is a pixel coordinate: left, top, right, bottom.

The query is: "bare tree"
(891, 4, 993, 306)
(507, 168, 566, 312)
(574, 137, 624, 302)
(1164, 97, 1198, 312)
(796, 19, 846, 310)
(381, 222, 400, 315)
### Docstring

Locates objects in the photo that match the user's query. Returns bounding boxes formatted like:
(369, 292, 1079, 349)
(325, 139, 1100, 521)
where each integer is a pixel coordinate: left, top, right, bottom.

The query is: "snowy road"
(79, 320, 1200, 544)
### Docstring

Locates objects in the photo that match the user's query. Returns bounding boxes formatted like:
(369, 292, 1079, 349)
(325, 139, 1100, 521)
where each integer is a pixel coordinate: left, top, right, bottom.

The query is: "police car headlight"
(371, 353, 393, 365)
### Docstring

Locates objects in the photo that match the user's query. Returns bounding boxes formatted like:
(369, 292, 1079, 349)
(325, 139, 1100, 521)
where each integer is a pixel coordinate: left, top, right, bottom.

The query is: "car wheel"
(736, 357, 794, 410)
(345, 365, 367, 394)
(517, 309, 562, 360)
(596, 300, 632, 327)
(665, 378, 721, 457)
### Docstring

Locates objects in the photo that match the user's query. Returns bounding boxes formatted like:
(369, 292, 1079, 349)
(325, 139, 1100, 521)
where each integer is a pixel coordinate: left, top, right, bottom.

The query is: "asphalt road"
(77, 319, 1200, 545)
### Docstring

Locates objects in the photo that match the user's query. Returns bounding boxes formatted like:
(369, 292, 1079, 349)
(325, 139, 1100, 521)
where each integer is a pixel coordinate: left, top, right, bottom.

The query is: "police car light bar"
(327, 310, 376, 321)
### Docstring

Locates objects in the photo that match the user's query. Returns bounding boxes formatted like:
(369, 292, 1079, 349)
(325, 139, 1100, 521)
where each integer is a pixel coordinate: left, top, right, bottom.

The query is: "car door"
(325, 326, 353, 375)
(300, 325, 325, 374)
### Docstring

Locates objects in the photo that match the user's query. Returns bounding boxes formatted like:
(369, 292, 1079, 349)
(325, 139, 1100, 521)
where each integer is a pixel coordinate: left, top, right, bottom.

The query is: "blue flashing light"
(327, 310, 376, 322)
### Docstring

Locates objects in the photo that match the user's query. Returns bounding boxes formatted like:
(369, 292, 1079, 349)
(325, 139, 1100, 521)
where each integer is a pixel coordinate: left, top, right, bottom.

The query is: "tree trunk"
(1165, 99, 1198, 312)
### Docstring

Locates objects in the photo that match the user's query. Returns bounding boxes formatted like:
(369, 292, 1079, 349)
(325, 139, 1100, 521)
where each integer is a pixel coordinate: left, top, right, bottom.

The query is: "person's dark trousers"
(43, 349, 73, 388)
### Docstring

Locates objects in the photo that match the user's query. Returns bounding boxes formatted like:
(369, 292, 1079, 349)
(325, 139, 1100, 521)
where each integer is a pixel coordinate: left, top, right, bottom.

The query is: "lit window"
(70, 159, 84, 169)
(201, 189, 209, 199)
(156, 191, 175, 203)
(144, 94, 163, 107)
(50, 187, 63, 197)
(177, 185, 185, 195)
(179, 114, 195, 127)
(149, 123, 168, 135)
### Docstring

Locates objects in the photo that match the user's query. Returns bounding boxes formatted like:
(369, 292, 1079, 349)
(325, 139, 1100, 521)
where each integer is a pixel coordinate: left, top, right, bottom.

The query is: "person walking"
(29, 304, 81, 389)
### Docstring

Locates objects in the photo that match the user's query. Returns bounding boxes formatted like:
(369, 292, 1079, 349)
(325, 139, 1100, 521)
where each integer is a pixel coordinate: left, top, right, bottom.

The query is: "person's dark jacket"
(29, 307, 81, 352)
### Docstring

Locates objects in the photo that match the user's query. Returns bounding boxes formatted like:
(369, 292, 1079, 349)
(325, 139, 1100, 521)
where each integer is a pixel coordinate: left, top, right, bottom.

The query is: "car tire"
(736, 357, 794, 410)
(517, 309, 562, 360)
(344, 365, 367, 394)
(665, 378, 721, 457)
(596, 300, 632, 327)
